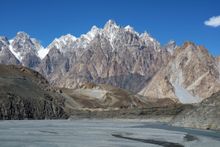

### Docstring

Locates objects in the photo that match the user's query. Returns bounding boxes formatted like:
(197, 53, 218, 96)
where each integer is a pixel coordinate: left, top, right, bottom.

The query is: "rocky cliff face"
(38, 20, 170, 93)
(139, 42, 220, 103)
(0, 37, 20, 65)
(0, 64, 67, 119)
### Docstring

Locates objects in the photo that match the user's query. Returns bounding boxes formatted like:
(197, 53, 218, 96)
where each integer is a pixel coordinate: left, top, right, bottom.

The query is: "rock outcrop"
(0, 37, 20, 65)
(0, 64, 67, 119)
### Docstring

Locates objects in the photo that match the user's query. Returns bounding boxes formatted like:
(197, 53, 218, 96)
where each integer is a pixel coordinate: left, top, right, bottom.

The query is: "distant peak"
(183, 41, 196, 48)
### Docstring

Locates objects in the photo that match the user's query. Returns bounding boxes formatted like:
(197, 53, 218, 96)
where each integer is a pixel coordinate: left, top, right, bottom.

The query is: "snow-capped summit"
(124, 25, 134, 32)
(103, 20, 120, 48)
(47, 34, 77, 52)
(104, 20, 119, 30)
(61, 34, 77, 42)
(84, 25, 101, 41)
(103, 20, 120, 34)
(139, 32, 160, 51)
(7, 32, 43, 67)
(79, 25, 100, 42)
(139, 32, 154, 42)
(9, 32, 35, 61)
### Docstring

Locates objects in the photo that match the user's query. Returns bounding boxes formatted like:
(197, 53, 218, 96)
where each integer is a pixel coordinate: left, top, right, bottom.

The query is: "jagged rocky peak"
(15, 31, 30, 40)
(37, 20, 167, 92)
(8, 32, 43, 68)
(139, 32, 155, 42)
(84, 25, 101, 40)
(31, 38, 42, 48)
(0, 36, 9, 42)
(11, 31, 37, 53)
(182, 41, 196, 48)
(139, 32, 160, 50)
(104, 19, 119, 30)
(60, 34, 77, 42)
(177, 41, 200, 53)
(0, 36, 20, 65)
(79, 26, 101, 46)
(124, 25, 134, 32)
(164, 40, 177, 55)
(0, 36, 9, 47)
(47, 34, 77, 51)
(103, 20, 120, 39)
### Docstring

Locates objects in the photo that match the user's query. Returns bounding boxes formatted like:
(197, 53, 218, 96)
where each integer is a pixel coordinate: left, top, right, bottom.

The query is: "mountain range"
(1, 20, 220, 104)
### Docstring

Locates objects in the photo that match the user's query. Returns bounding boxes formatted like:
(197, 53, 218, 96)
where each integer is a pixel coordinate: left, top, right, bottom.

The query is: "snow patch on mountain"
(37, 48, 49, 59)
(8, 44, 22, 61)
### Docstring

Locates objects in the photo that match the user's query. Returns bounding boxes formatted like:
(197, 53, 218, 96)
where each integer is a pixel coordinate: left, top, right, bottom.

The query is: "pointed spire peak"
(64, 34, 77, 40)
(140, 31, 150, 37)
(164, 40, 177, 55)
(167, 40, 176, 45)
(58, 34, 77, 43)
(16, 31, 30, 39)
(104, 19, 119, 30)
(88, 25, 100, 36)
(91, 25, 99, 31)
(124, 25, 134, 32)
(140, 31, 155, 42)
(183, 41, 196, 48)
(165, 40, 177, 48)
(106, 19, 116, 25)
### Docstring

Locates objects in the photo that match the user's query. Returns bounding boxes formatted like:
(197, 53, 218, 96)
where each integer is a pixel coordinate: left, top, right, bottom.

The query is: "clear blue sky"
(0, 0, 220, 56)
